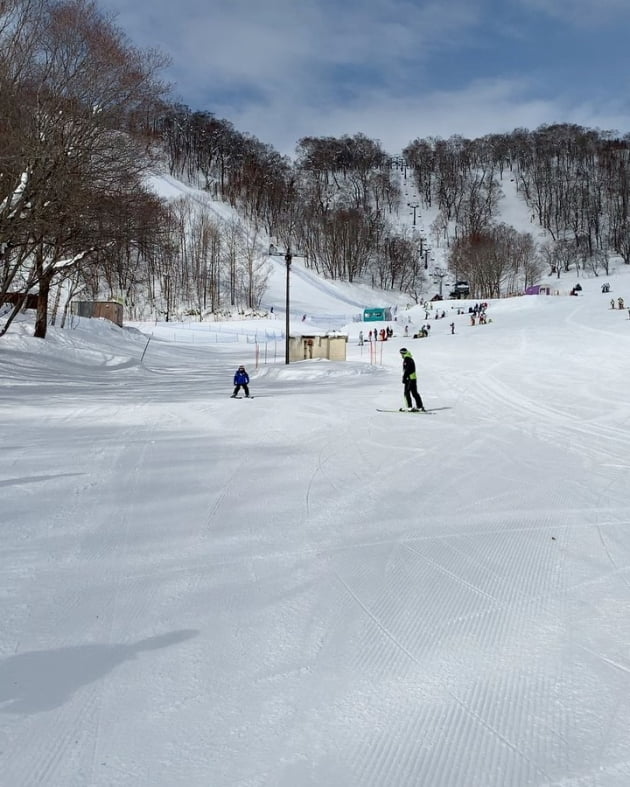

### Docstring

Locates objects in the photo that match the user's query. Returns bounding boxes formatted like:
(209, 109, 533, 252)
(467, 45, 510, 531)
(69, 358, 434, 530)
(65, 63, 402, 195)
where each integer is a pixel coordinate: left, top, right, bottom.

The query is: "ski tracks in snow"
(1, 403, 165, 786)
(330, 533, 560, 786)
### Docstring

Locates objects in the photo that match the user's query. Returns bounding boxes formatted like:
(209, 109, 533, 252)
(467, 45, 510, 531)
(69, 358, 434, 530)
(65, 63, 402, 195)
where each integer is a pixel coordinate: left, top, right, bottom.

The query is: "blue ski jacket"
(234, 369, 249, 385)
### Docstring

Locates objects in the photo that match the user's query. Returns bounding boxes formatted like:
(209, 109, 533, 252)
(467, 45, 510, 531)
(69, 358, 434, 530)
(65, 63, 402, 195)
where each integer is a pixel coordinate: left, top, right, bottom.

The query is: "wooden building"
(288, 334, 347, 362)
(71, 301, 123, 327)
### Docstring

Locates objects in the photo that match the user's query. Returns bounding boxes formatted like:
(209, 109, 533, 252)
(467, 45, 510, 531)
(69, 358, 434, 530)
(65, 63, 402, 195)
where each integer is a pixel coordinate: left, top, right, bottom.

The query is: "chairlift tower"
(432, 268, 448, 298)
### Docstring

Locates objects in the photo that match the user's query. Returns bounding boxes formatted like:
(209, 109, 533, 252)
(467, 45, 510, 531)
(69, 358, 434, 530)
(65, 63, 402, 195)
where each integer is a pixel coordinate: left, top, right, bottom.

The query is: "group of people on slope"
(367, 327, 394, 342)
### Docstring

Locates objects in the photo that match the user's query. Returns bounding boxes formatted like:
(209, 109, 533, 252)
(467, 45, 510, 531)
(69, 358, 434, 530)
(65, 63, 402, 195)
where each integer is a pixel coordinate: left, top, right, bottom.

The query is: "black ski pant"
(232, 383, 250, 397)
(403, 379, 424, 409)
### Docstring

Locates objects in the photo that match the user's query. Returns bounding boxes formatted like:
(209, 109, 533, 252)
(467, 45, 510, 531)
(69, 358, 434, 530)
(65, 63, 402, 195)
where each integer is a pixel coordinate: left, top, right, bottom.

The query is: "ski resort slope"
(2, 271, 630, 786)
(147, 170, 412, 325)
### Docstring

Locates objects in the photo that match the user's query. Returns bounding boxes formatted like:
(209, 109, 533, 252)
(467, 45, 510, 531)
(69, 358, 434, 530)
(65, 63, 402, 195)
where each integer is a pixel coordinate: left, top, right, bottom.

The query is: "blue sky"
(100, 0, 630, 156)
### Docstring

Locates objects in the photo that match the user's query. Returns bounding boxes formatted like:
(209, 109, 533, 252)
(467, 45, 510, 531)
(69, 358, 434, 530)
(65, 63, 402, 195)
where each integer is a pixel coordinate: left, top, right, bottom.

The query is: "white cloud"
(104, 0, 479, 90)
(516, 0, 630, 25)
(98, 0, 630, 154)
(227, 77, 630, 155)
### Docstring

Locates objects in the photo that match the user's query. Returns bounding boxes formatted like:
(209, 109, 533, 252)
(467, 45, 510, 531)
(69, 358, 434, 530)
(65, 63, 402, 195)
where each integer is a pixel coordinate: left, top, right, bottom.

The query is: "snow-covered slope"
(3, 263, 630, 786)
(147, 171, 414, 323)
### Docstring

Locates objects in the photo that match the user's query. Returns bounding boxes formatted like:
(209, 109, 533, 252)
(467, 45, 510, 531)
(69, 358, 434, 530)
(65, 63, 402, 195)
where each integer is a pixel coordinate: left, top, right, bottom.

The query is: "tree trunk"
(34, 276, 51, 339)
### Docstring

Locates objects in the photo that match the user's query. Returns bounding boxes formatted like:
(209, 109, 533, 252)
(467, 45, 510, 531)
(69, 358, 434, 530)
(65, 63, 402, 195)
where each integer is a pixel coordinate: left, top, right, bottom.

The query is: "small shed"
(288, 334, 347, 362)
(1, 292, 38, 310)
(72, 301, 123, 326)
(363, 307, 392, 321)
(525, 285, 551, 295)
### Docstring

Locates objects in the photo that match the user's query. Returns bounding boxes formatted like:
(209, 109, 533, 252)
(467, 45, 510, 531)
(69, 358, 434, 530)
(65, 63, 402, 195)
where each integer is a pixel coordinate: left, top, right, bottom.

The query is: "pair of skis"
(230, 397, 446, 409)
(375, 406, 450, 414)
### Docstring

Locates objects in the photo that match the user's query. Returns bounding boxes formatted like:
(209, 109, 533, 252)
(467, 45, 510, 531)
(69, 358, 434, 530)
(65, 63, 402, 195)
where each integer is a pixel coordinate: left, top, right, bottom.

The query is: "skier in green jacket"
(399, 348, 426, 412)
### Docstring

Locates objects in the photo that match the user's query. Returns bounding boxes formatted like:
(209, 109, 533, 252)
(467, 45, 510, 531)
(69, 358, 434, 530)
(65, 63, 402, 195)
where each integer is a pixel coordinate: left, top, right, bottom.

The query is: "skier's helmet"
(399, 348, 407, 354)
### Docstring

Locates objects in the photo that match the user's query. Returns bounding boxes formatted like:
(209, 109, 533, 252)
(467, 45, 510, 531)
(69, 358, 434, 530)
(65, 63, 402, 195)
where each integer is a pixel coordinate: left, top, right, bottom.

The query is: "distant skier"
(399, 348, 425, 412)
(231, 366, 251, 398)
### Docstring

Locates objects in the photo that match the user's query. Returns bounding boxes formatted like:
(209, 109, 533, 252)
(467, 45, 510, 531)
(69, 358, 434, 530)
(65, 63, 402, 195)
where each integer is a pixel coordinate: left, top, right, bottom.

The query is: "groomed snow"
(2, 265, 630, 786)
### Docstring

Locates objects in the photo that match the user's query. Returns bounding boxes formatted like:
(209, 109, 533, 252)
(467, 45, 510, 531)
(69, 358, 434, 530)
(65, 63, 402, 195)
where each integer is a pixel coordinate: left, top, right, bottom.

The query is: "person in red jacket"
(231, 366, 250, 398)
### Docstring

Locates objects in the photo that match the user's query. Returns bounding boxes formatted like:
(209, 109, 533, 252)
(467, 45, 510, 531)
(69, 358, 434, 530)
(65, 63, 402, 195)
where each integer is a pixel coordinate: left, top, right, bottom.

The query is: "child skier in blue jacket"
(231, 366, 250, 398)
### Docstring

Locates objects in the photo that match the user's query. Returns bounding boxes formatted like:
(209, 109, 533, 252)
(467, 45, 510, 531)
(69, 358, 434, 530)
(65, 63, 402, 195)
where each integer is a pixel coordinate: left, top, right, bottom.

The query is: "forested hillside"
(2, 0, 630, 339)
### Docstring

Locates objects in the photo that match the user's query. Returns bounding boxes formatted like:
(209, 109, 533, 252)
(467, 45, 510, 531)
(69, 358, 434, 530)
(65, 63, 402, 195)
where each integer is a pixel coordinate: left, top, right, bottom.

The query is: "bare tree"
(0, 0, 169, 337)
(448, 225, 538, 298)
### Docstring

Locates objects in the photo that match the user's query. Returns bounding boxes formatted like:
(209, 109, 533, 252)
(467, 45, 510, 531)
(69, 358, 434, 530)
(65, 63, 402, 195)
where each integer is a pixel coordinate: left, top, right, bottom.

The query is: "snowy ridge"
(147, 172, 236, 224)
